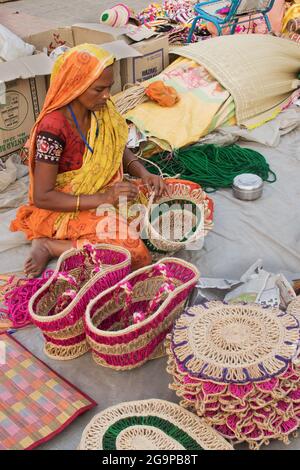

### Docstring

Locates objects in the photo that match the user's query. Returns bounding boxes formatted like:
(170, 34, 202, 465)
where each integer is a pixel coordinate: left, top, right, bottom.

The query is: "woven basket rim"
(146, 206, 204, 246)
(29, 244, 131, 323)
(79, 399, 234, 450)
(43, 338, 89, 361)
(85, 257, 200, 337)
(143, 183, 214, 250)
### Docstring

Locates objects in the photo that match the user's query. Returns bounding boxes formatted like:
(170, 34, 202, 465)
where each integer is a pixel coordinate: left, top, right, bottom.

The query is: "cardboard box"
(0, 8, 60, 38)
(121, 36, 169, 86)
(24, 25, 135, 95)
(72, 23, 131, 47)
(0, 53, 53, 159)
(23, 27, 74, 55)
(72, 23, 156, 44)
(12, 20, 168, 91)
(72, 23, 169, 87)
(72, 24, 169, 88)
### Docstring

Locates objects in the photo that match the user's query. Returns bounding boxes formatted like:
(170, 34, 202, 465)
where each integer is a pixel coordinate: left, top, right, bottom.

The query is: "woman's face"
(78, 65, 114, 112)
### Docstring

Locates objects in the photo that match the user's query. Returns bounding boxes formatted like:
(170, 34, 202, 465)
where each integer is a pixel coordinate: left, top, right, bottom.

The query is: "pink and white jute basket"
(85, 258, 200, 371)
(29, 244, 131, 360)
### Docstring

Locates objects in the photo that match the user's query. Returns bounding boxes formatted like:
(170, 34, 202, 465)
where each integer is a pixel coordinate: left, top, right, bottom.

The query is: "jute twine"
(113, 84, 148, 115)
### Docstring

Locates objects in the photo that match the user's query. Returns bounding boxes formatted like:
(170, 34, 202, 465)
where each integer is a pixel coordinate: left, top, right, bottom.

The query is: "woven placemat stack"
(166, 301, 300, 449)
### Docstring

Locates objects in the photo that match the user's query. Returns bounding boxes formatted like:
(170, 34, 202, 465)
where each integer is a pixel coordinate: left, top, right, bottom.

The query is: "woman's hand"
(141, 172, 168, 197)
(105, 182, 139, 206)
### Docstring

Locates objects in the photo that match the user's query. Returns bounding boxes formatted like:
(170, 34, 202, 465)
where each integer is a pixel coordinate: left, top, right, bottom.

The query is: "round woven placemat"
(287, 296, 300, 323)
(78, 399, 233, 450)
(170, 302, 300, 384)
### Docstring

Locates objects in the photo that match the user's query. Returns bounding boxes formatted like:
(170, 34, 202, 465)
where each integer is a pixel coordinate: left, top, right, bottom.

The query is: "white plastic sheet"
(0, 24, 35, 62)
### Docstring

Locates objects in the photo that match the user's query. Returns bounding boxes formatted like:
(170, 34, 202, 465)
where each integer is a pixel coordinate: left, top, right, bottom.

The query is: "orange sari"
(10, 44, 151, 270)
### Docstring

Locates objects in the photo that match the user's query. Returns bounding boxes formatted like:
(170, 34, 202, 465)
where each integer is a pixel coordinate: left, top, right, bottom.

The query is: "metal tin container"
(232, 174, 264, 201)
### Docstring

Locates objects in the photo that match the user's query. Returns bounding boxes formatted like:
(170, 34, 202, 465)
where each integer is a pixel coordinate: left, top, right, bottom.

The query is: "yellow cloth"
(125, 57, 232, 150)
(54, 100, 128, 238)
(282, 3, 300, 32)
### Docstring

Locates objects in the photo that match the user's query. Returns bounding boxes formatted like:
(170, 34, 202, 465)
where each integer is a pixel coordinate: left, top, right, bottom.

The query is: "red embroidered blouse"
(35, 110, 85, 174)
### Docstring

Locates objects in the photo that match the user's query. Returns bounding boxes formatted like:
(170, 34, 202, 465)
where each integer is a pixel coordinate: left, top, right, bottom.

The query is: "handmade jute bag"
(85, 258, 200, 371)
(29, 244, 131, 360)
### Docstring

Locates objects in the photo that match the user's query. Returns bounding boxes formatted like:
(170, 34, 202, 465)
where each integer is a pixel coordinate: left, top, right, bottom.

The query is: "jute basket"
(142, 179, 214, 255)
(85, 258, 199, 371)
(29, 244, 131, 361)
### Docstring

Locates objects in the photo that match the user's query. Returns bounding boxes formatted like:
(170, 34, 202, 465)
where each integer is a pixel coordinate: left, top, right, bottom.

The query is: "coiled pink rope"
(0, 271, 53, 329)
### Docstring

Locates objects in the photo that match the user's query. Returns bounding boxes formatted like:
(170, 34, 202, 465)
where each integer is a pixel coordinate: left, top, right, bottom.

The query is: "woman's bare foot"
(24, 239, 73, 278)
(24, 239, 53, 278)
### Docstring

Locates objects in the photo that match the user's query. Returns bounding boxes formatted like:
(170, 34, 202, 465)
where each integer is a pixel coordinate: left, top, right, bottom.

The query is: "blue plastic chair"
(187, 0, 275, 42)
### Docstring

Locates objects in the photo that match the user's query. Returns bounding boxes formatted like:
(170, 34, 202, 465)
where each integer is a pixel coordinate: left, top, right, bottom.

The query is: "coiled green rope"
(144, 144, 277, 192)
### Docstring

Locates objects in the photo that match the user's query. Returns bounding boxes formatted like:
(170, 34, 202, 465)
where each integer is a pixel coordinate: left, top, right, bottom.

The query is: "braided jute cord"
(79, 399, 233, 450)
(113, 84, 148, 116)
(144, 144, 277, 193)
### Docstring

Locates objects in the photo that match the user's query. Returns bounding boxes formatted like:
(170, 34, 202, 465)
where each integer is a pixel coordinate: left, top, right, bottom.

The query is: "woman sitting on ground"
(11, 44, 167, 277)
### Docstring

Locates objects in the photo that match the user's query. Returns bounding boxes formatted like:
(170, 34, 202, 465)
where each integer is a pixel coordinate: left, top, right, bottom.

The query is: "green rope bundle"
(145, 144, 276, 192)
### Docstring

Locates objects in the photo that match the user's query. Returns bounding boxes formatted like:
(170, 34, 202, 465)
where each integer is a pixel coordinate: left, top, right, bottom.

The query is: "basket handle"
(83, 244, 103, 274)
(56, 272, 78, 288)
(114, 281, 133, 307)
(148, 263, 169, 279)
(132, 281, 175, 325)
(54, 289, 77, 314)
(147, 281, 175, 313)
(115, 263, 169, 306)
(115, 264, 173, 324)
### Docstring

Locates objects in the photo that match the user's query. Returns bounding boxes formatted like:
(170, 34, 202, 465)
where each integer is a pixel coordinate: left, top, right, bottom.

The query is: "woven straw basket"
(142, 180, 214, 255)
(29, 244, 131, 361)
(85, 258, 199, 371)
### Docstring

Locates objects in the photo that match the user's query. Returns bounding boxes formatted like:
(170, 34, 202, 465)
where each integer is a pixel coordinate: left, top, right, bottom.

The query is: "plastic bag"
(0, 24, 35, 62)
